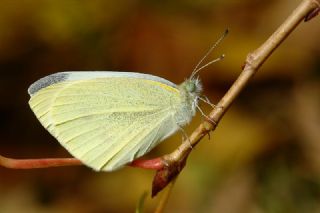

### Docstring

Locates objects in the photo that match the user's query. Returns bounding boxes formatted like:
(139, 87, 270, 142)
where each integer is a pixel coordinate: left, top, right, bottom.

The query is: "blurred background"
(0, 0, 319, 212)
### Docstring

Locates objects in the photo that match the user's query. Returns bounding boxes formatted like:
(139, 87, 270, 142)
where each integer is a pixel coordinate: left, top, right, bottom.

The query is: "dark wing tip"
(28, 72, 69, 96)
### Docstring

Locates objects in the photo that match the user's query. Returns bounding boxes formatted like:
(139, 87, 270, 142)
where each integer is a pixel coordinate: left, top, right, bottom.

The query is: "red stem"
(129, 157, 164, 170)
(0, 155, 164, 170)
(0, 155, 82, 169)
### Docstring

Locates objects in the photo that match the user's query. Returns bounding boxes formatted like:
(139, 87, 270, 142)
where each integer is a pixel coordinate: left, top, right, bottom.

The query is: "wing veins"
(85, 109, 170, 169)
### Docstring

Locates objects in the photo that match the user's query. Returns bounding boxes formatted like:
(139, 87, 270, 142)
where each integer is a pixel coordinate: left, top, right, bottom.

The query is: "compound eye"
(186, 82, 196, 93)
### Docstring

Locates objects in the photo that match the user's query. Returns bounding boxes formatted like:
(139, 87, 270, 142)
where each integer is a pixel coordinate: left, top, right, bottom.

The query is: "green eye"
(186, 81, 196, 92)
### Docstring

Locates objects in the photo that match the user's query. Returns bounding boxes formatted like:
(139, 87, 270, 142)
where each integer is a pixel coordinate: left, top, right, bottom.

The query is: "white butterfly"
(28, 30, 227, 171)
(28, 71, 202, 171)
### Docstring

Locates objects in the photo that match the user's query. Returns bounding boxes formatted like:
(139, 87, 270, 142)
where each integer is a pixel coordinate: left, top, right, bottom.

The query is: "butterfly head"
(185, 76, 202, 97)
(176, 76, 202, 123)
(180, 76, 203, 109)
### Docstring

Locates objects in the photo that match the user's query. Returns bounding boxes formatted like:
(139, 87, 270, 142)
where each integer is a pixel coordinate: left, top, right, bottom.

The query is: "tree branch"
(152, 0, 320, 197)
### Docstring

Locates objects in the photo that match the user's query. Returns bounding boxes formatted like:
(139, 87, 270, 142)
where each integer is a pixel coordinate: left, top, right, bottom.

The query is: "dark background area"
(0, 0, 320, 212)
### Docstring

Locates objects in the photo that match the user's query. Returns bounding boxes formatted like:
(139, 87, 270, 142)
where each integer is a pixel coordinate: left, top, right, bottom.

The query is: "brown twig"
(151, 0, 320, 197)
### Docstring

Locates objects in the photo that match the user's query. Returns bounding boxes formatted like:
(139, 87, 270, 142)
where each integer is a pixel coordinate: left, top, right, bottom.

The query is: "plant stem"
(151, 0, 320, 201)
(0, 154, 165, 170)
(0, 155, 82, 169)
(162, 0, 320, 170)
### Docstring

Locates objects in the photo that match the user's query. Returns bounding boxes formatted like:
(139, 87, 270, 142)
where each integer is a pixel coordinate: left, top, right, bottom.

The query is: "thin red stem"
(0, 155, 82, 169)
(0, 155, 164, 170)
(129, 157, 164, 170)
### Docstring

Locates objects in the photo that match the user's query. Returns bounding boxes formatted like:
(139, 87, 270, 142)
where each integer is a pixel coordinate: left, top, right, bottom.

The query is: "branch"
(0, 154, 164, 170)
(151, 0, 320, 197)
(0, 155, 82, 169)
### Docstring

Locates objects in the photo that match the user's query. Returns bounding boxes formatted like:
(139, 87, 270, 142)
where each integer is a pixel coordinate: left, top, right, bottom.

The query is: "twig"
(0, 154, 164, 170)
(151, 0, 320, 197)
(0, 155, 82, 169)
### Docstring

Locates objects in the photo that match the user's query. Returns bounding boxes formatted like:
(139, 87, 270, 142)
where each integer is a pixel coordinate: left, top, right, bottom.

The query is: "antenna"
(190, 29, 229, 79)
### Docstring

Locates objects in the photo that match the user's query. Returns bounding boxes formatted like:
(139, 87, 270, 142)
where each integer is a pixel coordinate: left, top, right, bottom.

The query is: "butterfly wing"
(28, 72, 181, 171)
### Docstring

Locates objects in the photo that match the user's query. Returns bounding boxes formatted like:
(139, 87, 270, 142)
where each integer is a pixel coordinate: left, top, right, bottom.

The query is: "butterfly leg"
(177, 124, 193, 149)
(198, 95, 216, 108)
(174, 116, 193, 149)
(196, 105, 217, 126)
(198, 96, 224, 112)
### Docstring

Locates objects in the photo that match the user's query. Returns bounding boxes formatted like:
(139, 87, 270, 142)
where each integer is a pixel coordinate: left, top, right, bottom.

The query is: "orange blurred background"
(0, 0, 320, 212)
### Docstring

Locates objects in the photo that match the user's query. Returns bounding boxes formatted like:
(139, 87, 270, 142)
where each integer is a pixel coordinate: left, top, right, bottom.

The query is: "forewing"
(29, 77, 180, 171)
